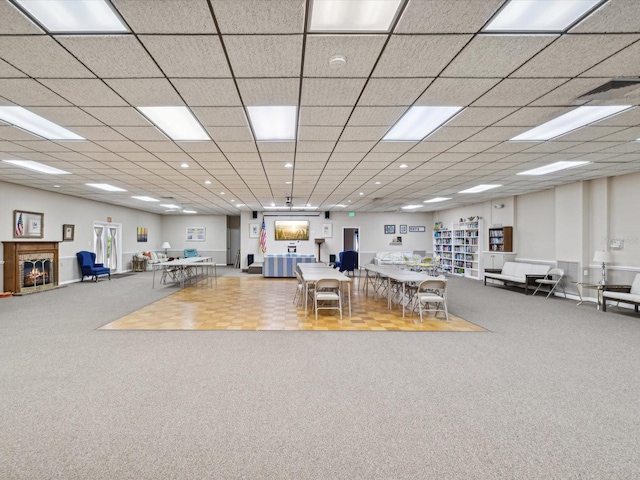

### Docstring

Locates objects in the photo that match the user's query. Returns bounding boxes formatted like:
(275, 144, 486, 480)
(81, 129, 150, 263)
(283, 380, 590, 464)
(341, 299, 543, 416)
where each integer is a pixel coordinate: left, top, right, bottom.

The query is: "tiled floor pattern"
(100, 276, 486, 332)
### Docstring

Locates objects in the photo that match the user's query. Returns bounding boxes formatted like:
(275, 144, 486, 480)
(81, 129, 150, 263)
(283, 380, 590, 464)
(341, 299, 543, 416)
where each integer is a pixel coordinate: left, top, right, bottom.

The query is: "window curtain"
(94, 226, 104, 264)
(109, 227, 118, 270)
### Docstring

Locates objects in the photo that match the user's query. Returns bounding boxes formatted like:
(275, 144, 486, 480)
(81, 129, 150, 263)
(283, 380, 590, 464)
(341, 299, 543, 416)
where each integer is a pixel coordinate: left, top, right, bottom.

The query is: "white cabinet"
(483, 251, 517, 273)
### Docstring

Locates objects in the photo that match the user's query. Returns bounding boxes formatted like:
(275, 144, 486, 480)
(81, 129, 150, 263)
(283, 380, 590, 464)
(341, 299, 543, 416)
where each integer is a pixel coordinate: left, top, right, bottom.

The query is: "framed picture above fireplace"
(14, 210, 44, 239)
(63, 224, 74, 241)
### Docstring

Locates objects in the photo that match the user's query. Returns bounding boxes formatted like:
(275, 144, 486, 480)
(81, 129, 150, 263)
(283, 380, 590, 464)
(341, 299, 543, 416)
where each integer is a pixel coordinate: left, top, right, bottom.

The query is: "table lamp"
(161, 241, 171, 255)
(593, 250, 611, 285)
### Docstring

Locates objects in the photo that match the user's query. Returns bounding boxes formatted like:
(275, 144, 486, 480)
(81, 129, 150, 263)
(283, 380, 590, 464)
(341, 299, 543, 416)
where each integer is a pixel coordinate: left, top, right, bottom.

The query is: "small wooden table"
(132, 258, 146, 272)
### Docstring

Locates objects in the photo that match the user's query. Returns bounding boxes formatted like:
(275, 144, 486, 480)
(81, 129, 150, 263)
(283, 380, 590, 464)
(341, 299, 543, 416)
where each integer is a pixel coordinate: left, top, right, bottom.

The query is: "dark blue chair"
(76, 251, 111, 282)
(334, 250, 357, 276)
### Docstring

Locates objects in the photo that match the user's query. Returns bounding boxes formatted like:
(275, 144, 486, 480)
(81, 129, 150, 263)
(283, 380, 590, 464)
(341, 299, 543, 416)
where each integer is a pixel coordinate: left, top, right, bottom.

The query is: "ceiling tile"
(357, 77, 432, 106)
(40, 79, 128, 107)
(172, 79, 241, 106)
(236, 78, 299, 105)
(105, 79, 183, 106)
(442, 35, 557, 77)
(580, 40, 640, 77)
(347, 106, 407, 126)
(395, 0, 502, 33)
(473, 78, 568, 107)
(56, 36, 162, 78)
(570, 0, 640, 33)
(0, 78, 70, 106)
(223, 35, 302, 77)
(301, 78, 367, 106)
(304, 35, 386, 77)
(299, 106, 352, 125)
(373, 35, 471, 77)
(113, 0, 217, 33)
(212, 0, 304, 34)
(416, 78, 501, 106)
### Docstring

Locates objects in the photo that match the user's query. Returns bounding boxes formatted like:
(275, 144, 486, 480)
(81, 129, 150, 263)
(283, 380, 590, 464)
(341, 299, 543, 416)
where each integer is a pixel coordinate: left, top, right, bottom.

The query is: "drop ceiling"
(1, 0, 640, 215)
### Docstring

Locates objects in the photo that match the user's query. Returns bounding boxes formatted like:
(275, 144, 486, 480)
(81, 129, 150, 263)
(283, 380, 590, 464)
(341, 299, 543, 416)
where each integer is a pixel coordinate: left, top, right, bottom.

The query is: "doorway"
(93, 222, 123, 273)
(342, 227, 359, 268)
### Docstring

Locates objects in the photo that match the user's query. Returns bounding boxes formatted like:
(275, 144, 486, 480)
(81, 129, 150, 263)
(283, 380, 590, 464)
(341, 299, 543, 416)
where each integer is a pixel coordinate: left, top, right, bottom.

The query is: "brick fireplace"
(3, 242, 59, 295)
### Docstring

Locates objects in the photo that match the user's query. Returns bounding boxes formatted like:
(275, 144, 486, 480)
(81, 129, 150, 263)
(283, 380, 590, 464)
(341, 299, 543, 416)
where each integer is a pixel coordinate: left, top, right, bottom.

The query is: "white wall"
(515, 189, 556, 261)
(0, 181, 161, 289)
(239, 211, 434, 269)
(161, 214, 227, 264)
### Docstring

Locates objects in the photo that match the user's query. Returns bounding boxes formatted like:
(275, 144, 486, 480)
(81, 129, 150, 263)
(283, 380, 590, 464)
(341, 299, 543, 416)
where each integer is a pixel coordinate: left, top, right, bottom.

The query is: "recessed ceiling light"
(383, 106, 464, 141)
(180, 163, 189, 168)
(204, 180, 211, 185)
(402, 205, 422, 210)
(220, 192, 225, 195)
(399, 164, 408, 169)
(3, 159, 71, 175)
(459, 184, 502, 194)
(86, 183, 126, 192)
(132, 196, 159, 202)
(335, 204, 347, 208)
(0, 106, 84, 140)
(375, 181, 381, 185)
(309, 0, 404, 32)
(137, 106, 210, 141)
(236, 203, 244, 207)
(517, 161, 591, 175)
(284, 163, 293, 168)
(483, 0, 606, 33)
(53, 184, 61, 188)
(246, 106, 297, 141)
(286, 181, 292, 184)
(511, 106, 632, 141)
(359, 192, 364, 195)
(160, 204, 181, 209)
(12, 0, 129, 33)
(182, 209, 197, 214)
(424, 197, 452, 203)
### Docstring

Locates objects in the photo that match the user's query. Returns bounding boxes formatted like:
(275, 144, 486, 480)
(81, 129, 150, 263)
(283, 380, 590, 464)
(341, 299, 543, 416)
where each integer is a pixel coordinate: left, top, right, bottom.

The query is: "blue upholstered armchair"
(76, 251, 111, 282)
(183, 249, 199, 258)
(334, 250, 357, 276)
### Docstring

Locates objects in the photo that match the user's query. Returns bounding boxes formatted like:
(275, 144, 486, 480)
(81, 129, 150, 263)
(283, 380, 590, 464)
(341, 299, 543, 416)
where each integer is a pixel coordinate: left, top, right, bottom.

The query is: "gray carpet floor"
(1, 267, 639, 479)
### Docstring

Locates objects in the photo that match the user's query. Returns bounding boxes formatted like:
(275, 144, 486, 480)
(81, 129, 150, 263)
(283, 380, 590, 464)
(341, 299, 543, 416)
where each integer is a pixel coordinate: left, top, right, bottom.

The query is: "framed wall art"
(137, 227, 148, 242)
(409, 226, 426, 232)
(63, 224, 75, 241)
(249, 223, 260, 238)
(14, 210, 43, 238)
(186, 227, 206, 241)
(384, 224, 395, 234)
(322, 223, 333, 238)
(399, 224, 407, 234)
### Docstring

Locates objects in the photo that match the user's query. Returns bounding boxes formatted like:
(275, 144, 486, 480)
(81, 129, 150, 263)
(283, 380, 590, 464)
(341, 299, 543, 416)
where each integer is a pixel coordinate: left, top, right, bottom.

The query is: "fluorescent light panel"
(459, 185, 502, 194)
(0, 106, 84, 140)
(3, 160, 70, 175)
(484, 0, 605, 32)
(309, 0, 403, 32)
(402, 205, 422, 210)
(383, 106, 463, 141)
(247, 106, 297, 141)
(160, 204, 181, 209)
(13, 0, 128, 33)
(132, 196, 159, 202)
(424, 197, 451, 203)
(86, 183, 126, 192)
(517, 161, 591, 176)
(511, 106, 633, 141)
(137, 106, 209, 141)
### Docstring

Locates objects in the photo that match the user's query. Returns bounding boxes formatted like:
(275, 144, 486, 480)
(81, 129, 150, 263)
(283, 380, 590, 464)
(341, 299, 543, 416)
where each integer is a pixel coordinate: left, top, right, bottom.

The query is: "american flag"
(259, 217, 267, 253)
(15, 213, 23, 236)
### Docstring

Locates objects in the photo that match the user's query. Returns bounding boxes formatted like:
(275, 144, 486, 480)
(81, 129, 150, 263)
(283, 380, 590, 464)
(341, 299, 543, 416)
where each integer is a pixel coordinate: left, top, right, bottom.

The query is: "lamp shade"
(161, 242, 171, 249)
(593, 250, 611, 263)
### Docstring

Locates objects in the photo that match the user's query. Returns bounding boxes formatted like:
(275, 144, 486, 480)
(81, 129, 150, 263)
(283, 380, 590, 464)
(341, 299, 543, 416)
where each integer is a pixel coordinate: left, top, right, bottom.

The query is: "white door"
(93, 222, 123, 273)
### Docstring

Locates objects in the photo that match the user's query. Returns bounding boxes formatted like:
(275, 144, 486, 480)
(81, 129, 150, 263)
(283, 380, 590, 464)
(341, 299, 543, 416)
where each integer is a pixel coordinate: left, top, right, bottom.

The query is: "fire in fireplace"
(19, 254, 55, 292)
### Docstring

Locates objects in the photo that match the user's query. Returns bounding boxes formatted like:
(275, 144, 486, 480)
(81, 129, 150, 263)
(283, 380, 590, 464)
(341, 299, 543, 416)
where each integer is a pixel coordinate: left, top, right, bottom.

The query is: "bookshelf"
(433, 223, 452, 274)
(434, 220, 485, 279)
(488, 226, 513, 252)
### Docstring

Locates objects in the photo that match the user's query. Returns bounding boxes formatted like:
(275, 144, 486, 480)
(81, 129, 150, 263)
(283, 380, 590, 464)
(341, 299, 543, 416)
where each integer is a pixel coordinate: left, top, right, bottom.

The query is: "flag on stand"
(15, 213, 24, 236)
(259, 217, 267, 253)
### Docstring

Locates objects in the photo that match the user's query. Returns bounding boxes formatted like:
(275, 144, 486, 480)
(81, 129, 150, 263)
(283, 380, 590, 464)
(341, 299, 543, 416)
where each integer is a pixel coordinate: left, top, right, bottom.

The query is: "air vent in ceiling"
(578, 78, 640, 101)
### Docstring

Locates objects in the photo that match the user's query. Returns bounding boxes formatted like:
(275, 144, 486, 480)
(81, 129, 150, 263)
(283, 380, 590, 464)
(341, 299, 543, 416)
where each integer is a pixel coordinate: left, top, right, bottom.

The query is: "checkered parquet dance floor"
(100, 276, 486, 332)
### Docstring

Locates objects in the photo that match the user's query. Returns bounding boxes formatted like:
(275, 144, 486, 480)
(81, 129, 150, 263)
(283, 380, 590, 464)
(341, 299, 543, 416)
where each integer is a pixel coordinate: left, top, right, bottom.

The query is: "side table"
(575, 283, 628, 310)
(132, 258, 146, 272)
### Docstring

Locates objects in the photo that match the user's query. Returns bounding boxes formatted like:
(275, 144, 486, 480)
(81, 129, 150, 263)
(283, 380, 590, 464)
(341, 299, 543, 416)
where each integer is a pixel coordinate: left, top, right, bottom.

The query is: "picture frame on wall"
(322, 223, 333, 238)
(186, 226, 206, 241)
(399, 224, 407, 234)
(249, 223, 260, 238)
(409, 226, 426, 232)
(384, 224, 395, 234)
(14, 210, 44, 238)
(62, 224, 75, 241)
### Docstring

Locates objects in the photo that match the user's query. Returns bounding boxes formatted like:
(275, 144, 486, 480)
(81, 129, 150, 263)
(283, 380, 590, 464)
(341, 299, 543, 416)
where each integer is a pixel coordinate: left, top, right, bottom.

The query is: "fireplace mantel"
(3, 241, 59, 295)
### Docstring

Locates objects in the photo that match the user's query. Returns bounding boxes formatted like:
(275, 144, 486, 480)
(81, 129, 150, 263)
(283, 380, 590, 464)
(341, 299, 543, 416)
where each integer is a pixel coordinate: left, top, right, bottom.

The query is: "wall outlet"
(583, 269, 589, 276)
